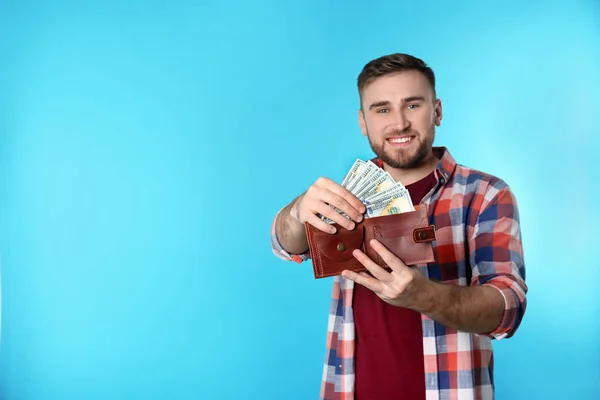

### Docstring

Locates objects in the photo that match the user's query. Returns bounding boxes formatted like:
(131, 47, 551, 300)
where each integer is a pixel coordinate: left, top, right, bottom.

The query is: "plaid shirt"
(271, 147, 527, 400)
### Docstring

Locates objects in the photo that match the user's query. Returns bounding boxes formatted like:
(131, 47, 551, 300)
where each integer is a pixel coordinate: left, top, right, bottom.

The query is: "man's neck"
(383, 152, 439, 186)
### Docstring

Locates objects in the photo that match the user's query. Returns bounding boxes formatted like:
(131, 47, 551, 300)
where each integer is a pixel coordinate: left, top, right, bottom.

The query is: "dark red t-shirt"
(354, 170, 438, 400)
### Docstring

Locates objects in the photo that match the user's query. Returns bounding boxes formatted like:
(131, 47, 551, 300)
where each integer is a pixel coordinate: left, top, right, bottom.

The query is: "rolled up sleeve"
(469, 186, 528, 340)
(271, 209, 311, 263)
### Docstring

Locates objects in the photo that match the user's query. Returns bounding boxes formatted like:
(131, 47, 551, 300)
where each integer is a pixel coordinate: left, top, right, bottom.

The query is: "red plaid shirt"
(271, 147, 528, 399)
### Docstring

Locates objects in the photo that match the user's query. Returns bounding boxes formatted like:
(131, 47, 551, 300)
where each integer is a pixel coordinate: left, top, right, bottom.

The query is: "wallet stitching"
(307, 224, 366, 278)
(305, 224, 323, 278)
(373, 228, 387, 268)
(409, 248, 434, 265)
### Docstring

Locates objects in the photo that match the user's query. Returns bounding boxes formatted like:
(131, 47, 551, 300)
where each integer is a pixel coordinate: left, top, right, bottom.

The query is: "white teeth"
(389, 137, 412, 143)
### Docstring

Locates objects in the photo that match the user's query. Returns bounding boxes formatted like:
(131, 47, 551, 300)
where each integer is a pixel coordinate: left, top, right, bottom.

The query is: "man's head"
(357, 53, 442, 170)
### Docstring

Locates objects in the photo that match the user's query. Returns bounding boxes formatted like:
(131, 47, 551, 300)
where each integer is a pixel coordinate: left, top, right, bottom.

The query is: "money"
(321, 159, 415, 223)
(341, 159, 366, 188)
(353, 168, 393, 200)
(365, 190, 413, 217)
(345, 160, 378, 195)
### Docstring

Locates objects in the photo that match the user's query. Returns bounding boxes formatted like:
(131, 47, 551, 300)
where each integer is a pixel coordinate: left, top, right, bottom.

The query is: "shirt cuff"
(483, 279, 524, 340)
(271, 208, 311, 263)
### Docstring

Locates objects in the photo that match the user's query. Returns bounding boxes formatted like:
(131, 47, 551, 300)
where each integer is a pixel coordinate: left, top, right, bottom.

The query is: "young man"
(270, 53, 527, 400)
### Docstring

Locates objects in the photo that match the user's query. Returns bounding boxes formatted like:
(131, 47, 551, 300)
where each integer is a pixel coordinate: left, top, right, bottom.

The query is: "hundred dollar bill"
(356, 173, 397, 200)
(363, 183, 407, 204)
(364, 187, 413, 210)
(352, 168, 384, 199)
(344, 162, 370, 192)
(345, 160, 378, 194)
(365, 191, 414, 217)
(341, 159, 366, 188)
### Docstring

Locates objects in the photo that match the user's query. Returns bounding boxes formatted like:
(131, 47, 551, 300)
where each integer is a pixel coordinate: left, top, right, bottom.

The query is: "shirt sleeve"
(271, 208, 311, 263)
(469, 186, 528, 340)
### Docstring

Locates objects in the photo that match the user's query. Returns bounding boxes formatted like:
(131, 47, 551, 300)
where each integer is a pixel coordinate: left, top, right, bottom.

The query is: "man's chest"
(423, 192, 473, 284)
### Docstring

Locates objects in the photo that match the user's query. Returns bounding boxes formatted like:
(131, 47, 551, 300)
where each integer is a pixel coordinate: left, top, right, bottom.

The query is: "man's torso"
(318, 148, 522, 400)
(354, 171, 437, 400)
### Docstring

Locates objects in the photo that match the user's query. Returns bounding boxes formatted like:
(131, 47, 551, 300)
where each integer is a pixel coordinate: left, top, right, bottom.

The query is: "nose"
(393, 110, 410, 132)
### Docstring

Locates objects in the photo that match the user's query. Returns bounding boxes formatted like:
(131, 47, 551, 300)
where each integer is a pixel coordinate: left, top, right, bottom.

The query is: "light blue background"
(0, 0, 598, 399)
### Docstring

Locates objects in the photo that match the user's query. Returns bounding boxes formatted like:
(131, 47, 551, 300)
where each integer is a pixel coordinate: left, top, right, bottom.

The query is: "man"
(270, 53, 527, 400)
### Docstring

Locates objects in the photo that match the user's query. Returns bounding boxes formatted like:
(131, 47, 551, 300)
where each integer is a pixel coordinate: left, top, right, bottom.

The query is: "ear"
(434, 99, 443, 126)
(358, 109, 368, 136)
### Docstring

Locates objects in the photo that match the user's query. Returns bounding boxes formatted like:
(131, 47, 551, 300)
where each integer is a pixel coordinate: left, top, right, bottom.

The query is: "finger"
(315, 178, 366, 217)
(341, 269, 385, 293)
(305, 213, 337, 234)
(302, 187, 356, 230)
(314, 201, 356, 230)
(297, 193, 352, 231)
(316, 188, 364, 223)
(352, 248, 392, 282)
(368, 239, 408, 273)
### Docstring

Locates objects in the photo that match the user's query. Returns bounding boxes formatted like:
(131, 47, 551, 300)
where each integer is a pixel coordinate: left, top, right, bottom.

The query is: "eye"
(377, 108, 389, 113)
(407, 104, 419, 109)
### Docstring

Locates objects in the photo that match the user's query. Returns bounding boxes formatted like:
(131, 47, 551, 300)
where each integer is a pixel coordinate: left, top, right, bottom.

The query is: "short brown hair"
(357, 53, 436, 101)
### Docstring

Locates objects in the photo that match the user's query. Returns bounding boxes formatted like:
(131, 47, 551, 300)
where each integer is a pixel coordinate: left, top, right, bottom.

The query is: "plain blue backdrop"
(0, 0, 599, 399)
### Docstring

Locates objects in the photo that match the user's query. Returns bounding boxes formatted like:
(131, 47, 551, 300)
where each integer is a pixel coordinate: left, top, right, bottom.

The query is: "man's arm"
(411, 279, 506, 335)
(343, 186, 528, 339)
(465, 185, 528, 339)
(274, 195, 310, 255)
(347, 243, 508, 335)
(414, 186, 527, 337)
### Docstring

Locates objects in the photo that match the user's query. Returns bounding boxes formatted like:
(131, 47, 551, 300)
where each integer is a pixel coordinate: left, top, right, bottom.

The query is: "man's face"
(358, 70, 442, 169)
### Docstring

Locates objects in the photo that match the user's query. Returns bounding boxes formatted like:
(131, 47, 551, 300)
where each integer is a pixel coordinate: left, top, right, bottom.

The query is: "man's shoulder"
(436, 147, 520, 218)
(452, 162, 509, 188)
(449, 162, 513, 201)
(435, 147, 510, 194)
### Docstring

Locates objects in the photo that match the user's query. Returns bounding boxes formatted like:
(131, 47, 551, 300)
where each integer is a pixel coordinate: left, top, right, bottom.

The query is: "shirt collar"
(432, 146, 456, 182)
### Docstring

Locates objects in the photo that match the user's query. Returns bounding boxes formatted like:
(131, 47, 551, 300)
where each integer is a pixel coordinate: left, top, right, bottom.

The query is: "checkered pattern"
(271, 147, 528, 400)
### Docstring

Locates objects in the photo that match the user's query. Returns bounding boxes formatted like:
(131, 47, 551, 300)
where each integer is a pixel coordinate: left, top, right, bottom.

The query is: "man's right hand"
(289, 177, 366, 234)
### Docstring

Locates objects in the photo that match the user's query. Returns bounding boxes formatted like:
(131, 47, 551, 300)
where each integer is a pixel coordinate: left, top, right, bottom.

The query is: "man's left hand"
(341, 238, 432, 310)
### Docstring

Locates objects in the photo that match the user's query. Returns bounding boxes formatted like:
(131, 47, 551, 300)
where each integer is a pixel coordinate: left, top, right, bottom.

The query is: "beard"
(367, 127, 435, 170)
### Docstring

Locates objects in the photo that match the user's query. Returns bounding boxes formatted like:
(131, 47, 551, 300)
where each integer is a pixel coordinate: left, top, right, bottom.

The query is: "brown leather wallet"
(305, 205, 436, 279)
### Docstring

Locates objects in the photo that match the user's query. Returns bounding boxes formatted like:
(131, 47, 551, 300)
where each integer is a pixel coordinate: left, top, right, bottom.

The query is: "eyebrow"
(368, 96, 426, 110)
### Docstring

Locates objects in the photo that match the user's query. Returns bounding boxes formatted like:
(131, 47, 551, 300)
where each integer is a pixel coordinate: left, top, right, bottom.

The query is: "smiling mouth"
(386, 136, 415, 144)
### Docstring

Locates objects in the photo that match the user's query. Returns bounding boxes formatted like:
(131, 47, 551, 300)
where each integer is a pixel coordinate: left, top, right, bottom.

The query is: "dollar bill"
(321, 158, 415, 224)
(352, 167, 386, 199)
(341, 159, 366, 188)
(366, 190, 414, 217)
(358, 174, 398, 201)
(345, 161, 378, 195)
(364, 184, 409, 205)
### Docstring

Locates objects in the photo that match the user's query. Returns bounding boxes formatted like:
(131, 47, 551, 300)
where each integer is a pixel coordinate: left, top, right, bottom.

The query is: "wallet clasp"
(412, 225, 436, 243)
